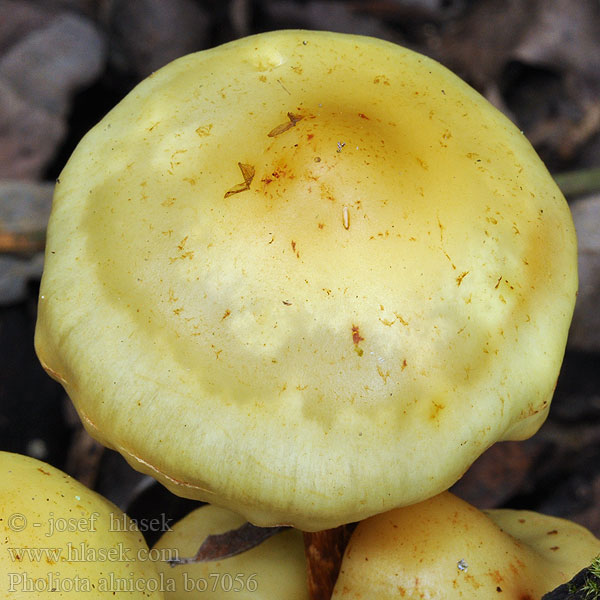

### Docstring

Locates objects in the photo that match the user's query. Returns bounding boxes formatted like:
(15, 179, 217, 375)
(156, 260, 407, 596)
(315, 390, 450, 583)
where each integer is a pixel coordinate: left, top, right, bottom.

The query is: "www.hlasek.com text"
(7, 542, 177, 563)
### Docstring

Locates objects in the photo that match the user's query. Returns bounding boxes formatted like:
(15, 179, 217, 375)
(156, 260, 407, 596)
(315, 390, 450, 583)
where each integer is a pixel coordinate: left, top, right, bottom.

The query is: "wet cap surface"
(35, 30, 577, 530)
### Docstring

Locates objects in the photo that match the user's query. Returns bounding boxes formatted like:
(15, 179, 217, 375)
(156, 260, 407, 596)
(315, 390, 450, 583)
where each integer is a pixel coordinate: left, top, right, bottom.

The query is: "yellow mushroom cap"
(152, 505, 309, 599)
(35, 30, 577, 530)
(332, 491, 600, 599)
(0, 451, 163, 599)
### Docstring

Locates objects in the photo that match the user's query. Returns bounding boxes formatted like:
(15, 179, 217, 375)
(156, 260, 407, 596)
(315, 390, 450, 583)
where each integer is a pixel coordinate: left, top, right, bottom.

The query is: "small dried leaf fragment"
(168, 522, 287, 565)
(268, 112, 304, 137)
(224, 162, 255, 198)
(239, 163, 255, 186)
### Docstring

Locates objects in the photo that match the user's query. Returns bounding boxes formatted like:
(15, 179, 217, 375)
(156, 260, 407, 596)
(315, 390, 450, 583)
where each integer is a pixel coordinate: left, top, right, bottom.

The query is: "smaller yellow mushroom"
(0, 451, 164, 599)
(332, 491, 600, 599)
(152, 504, 309, 599)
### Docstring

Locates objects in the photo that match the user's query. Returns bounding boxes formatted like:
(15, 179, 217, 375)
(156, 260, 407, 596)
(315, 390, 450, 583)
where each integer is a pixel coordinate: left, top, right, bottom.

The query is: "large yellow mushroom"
(35, 30, 577, 532)
(0, 451, 164, 598)
(332, 491, 600, 599)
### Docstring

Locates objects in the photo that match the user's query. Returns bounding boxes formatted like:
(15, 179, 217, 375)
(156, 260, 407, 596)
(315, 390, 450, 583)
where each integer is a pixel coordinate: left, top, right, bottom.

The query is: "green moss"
(580, 556, 600, 600)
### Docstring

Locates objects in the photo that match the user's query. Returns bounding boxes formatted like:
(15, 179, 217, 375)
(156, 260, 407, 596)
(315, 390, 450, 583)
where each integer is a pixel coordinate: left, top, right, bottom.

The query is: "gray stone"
(0, 1, 51, 55)
(512, 0, 600, 81)
(0, 80, 65, 180)
(265, 1, 395, 40)
(0, 12, 106, 178)
(29, 0, 104, 17)
(0, 179, 54, 231)
(0, 13, 106, 115)
(107, 0, 210, 80)
(0, 180, 54, 305)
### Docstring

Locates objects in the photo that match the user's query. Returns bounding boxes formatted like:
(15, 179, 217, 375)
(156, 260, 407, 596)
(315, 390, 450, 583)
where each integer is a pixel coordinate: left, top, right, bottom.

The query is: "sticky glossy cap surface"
(0, 452, 163, 599)
(35, 30, 577, 530)
(333, 492, 600, 599)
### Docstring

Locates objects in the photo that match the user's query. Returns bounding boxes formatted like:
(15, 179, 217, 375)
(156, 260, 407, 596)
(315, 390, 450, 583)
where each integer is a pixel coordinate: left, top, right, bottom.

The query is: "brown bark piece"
(303, 524, 356, 600)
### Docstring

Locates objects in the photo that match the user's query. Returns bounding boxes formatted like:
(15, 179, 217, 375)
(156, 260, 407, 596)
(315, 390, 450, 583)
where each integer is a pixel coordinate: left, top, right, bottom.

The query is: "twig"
(554, 167, 600, 198)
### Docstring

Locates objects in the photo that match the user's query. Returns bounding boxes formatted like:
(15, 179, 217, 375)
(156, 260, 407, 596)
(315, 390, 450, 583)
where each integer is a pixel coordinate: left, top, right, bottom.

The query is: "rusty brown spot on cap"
(352, 325, 364, 345)
(291, 240, 300, 258)
(352, 325, 364, 356)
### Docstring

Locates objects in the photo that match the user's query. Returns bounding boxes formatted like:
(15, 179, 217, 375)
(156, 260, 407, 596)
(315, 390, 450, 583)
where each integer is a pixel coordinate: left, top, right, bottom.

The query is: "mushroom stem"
(303, 524, 356, 600)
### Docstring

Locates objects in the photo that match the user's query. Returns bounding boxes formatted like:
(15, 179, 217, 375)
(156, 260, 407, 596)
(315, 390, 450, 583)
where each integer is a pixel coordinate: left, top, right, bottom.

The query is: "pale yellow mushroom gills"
(152, 505, 309, 599)
(332, 491, 600, 599)
(0, 451, 163, 599)
(35, 30, 577, 530)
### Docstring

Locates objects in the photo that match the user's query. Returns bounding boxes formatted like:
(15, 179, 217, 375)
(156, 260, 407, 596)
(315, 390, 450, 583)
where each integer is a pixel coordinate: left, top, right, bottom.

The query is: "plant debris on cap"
(35, 30, 577, 531)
